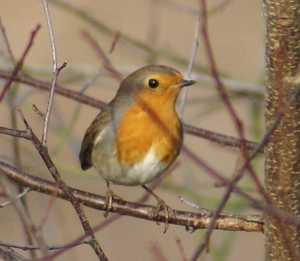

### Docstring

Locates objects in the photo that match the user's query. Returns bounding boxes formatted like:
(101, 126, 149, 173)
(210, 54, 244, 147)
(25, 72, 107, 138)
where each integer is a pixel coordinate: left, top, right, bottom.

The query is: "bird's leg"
(104, 181, 122, 217)
(104, 182, 113, 217)
(142, 185, 175, 233)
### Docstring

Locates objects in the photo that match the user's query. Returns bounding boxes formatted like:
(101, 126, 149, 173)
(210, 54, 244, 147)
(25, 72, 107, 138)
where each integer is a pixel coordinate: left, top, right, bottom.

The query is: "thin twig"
(0, 244, 30, 261)
(81, 30, 123, 81)
(175, 236, 188, 261)
(147, 240, 167, 261)
(0, 18, 16, 65)
(108, 31, 121, 57)
(0, 25, 40, 102)
(0, 240, 86, 251)
(79, 30, 121, 93)
(178, 15, 199, 118)
(32, 104, 45, 118)
(0, 188, 30, 208)
(41, 0, 60, 146)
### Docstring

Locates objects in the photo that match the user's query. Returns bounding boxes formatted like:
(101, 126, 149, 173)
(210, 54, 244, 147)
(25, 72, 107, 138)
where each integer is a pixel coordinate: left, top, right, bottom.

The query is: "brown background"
(1, 1, 264, 260)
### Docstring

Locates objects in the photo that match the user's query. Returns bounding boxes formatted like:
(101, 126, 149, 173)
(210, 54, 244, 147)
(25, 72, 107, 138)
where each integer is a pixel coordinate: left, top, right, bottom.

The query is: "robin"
(79, 65, 195, 231)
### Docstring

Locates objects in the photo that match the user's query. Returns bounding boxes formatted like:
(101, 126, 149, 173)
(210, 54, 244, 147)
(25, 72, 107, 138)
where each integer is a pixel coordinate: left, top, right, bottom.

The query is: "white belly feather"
(126, 146, 164, 184)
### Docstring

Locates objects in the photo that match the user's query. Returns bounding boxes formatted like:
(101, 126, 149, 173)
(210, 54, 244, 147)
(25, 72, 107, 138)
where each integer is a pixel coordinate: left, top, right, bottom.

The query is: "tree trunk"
(264, 0, 300, 260)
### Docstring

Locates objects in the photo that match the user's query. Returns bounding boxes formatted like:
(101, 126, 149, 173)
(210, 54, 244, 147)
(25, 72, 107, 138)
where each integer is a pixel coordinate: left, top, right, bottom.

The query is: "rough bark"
(264, 1, 300, 260)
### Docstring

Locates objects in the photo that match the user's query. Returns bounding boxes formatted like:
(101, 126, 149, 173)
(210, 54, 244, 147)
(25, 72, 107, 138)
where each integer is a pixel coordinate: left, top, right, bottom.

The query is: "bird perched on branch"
(79, 65, 195, 232)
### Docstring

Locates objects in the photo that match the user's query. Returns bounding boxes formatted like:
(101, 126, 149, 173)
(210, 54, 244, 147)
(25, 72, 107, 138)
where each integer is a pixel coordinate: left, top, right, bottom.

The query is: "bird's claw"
(104, 188, 122, 217)
(154, 199, 175, 233)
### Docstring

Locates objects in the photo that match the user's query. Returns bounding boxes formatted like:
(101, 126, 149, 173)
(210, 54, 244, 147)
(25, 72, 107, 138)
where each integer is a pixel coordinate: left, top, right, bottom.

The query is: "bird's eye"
(148, 79, 159, 88)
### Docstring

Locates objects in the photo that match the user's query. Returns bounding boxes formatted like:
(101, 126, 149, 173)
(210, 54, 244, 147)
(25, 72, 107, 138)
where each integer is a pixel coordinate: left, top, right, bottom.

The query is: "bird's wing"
(79, 105, 113, 170)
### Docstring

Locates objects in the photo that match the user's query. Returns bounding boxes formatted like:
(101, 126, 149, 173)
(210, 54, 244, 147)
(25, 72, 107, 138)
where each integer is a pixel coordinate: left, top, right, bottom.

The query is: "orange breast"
(116, 94, 182, 167)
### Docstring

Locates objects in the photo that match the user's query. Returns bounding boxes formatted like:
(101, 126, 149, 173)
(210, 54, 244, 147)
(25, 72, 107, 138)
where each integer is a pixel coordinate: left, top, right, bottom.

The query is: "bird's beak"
(178, 79, 196, 88)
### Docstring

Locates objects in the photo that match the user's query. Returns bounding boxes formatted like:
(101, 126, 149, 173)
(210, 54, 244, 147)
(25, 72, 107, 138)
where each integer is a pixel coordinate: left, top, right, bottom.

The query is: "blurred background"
(0, 0, 265, 260)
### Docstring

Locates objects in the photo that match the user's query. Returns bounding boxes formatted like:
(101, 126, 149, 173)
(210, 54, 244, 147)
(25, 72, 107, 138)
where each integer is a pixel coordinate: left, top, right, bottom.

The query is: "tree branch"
(0, 160, 264, 233)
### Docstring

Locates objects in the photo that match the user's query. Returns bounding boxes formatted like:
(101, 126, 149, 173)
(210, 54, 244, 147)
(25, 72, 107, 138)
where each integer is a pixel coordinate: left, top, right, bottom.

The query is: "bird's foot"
(142, 185, 175, 233)
(104, 188, 122, 217)
(154, 198, 175, 233)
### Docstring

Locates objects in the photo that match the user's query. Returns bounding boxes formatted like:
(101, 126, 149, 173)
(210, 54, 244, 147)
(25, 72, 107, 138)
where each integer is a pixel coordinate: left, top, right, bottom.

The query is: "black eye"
(148, 79, 159, 88)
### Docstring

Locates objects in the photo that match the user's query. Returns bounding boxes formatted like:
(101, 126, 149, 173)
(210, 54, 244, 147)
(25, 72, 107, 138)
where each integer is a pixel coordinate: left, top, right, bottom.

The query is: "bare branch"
(0, 25, 40, 102)
(41, 0, 57, 145)
(0, 188, 30, 208)
(0, 160, 264, 233)
(81, 30, 123, 81)
(0, 240, 85, 251)
(32, 104, 45, 118)
(175, 236, 188, 261)
(0, 18, 16, 65)
(0, 243, 30, 261)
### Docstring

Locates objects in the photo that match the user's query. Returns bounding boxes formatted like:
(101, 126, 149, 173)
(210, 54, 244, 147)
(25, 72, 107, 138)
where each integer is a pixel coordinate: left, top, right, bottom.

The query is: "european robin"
(79, 65, 195, 231)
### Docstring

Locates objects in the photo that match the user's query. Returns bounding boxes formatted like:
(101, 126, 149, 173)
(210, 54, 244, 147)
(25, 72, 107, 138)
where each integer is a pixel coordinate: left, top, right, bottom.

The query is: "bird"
(79, 65, 195, 232)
